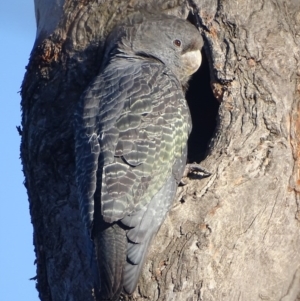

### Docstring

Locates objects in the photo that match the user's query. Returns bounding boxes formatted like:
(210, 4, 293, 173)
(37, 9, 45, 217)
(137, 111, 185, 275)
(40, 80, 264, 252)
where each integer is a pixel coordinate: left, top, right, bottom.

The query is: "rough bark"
(21, 0, 300, 301)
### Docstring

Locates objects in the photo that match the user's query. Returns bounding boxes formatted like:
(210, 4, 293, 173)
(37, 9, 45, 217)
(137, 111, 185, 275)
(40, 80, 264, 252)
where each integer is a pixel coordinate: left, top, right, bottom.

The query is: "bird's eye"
(173, 39, 182, 47)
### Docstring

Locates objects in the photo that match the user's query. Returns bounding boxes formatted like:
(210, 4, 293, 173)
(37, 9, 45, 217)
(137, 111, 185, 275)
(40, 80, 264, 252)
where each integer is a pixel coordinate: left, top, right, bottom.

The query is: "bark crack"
(262, 190, 280, 241)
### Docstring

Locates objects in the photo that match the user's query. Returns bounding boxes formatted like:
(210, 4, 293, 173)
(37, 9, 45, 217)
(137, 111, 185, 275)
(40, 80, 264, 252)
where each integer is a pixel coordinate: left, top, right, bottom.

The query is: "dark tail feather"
(123, 234, 154, 295)
(94, 222, 127, 301)
(121, 176, 177, 294)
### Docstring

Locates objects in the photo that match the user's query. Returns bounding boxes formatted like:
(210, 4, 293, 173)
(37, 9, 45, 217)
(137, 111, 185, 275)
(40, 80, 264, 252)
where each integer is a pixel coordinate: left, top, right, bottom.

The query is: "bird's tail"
(94, 221, 127, 301)
(121, 176, 177, 294)
(123, 234, 154, 294)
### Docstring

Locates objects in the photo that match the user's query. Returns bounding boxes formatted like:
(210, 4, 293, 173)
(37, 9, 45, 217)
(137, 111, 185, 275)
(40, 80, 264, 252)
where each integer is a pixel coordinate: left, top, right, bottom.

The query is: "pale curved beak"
(181, 49, 202, 76)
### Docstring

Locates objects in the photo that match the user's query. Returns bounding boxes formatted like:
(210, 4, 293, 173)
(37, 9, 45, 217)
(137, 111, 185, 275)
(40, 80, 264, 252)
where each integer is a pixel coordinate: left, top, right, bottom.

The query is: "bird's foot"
(180, 163, 211, 185)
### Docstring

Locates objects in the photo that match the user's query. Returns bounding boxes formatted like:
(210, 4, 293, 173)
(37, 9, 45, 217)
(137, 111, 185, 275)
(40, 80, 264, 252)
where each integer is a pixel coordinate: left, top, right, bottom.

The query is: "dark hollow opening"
(186, 50, 220, 163)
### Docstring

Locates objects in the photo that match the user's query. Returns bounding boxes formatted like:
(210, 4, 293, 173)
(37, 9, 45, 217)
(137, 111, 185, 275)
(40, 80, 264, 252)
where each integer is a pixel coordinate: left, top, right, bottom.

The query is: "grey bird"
(75, 11, 203, 300)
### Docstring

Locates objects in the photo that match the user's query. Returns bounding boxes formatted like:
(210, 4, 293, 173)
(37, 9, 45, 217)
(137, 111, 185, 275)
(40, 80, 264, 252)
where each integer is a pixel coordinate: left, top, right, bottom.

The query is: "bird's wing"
(75, 58, 191, 231)
(100, 60, 191, 224)
(74, 58, 139, 232)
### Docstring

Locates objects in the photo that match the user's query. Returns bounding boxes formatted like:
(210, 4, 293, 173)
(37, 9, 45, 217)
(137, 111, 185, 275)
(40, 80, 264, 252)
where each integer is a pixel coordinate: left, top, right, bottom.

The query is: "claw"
(183, 163, 212, 178)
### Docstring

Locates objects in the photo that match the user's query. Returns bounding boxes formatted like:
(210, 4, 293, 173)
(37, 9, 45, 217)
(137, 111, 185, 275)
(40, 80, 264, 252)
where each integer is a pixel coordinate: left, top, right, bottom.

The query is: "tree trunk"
(21, 0, 300, 300)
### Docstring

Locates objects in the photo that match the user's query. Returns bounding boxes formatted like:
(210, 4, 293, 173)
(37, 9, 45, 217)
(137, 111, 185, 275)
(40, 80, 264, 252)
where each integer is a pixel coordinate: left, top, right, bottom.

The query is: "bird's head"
(104, 12, 204, 87)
